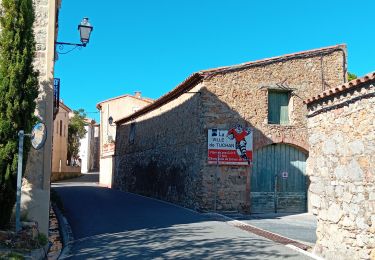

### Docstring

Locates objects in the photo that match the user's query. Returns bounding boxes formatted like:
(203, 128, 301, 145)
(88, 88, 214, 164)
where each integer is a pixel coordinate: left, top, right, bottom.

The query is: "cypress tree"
(0, 0, 39, 228)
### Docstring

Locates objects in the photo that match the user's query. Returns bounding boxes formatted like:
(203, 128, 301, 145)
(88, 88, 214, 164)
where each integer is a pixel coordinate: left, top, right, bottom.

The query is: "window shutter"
(268, 91, 289, 124)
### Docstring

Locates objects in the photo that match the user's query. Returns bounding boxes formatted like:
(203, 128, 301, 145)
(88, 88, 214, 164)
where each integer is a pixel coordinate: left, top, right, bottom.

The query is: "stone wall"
(306, 82, 375, 259)
(98, 95, 152, 187)
(115, 46, 347, 212)
(200, 48, 346, 211)
(114, 83, 205, 209)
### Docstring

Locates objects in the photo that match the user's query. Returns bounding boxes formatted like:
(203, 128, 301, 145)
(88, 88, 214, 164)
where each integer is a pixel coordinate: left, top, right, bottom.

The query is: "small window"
(64, 125, 66, 137)
(268, 91, 290, 125)
(60, 120, 63, 136)
(129, 123, 136, 144)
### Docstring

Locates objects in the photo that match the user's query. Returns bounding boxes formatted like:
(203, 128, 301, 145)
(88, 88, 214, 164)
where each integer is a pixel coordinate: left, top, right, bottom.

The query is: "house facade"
(114, 45, 347, 213)
(305, 73, 375, 259)
(96, 92, 153, 187)
(51, 101, 81, 180)
(20, 0, 61, 235)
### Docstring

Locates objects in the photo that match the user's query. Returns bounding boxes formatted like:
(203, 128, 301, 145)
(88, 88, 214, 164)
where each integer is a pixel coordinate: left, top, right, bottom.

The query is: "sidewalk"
(224, 212, 317, 246)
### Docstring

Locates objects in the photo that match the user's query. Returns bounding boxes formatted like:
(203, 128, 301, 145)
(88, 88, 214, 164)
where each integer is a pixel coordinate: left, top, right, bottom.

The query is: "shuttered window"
(268, 91, 290, 125)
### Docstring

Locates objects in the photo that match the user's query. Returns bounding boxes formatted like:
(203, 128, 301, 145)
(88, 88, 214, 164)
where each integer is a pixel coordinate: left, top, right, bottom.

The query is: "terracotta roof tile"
(304, 71, 375, 104)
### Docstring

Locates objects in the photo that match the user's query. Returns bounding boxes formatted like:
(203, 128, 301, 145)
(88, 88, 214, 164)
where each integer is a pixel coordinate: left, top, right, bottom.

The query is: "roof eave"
(115, 73, 204, 125)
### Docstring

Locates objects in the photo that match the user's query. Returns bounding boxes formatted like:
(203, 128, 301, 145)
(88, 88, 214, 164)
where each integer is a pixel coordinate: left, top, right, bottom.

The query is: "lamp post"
(55, 17, 94, 49)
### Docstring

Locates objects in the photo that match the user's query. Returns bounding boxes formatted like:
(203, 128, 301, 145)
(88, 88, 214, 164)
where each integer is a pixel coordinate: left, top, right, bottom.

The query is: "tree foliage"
(67, 109, 87, 165)
(0, 0, 39, 227)
(348, 72, 357, 81)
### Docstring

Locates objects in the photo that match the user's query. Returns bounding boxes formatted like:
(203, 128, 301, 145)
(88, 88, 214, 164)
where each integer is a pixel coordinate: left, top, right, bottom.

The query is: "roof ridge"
(96, 93, 153, 109)
(200, 44, 346, 76)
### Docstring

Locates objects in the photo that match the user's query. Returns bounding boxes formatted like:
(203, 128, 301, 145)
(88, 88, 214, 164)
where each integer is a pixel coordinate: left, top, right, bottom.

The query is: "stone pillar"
(21, 0, 60, 235)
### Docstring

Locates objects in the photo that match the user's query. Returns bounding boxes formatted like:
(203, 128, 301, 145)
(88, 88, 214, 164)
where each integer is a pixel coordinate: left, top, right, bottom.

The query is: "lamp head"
(78, 17, 93, 46)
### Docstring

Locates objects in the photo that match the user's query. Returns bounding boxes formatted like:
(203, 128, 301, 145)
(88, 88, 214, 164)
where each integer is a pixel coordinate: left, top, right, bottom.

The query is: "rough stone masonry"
(114, 45, 347, 214)
(306, 73, 375, 260)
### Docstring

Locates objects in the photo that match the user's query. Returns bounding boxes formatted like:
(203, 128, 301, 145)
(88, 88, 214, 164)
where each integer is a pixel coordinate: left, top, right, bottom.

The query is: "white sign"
(282, 171, 288, 179)
(208, 125, 253, 165)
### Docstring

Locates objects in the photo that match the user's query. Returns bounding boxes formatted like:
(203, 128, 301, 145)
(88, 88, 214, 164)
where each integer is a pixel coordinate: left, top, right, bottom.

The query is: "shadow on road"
(52, 172, 99, 186)
(64, 224, 303, 259)
(53, 179, 311, 259)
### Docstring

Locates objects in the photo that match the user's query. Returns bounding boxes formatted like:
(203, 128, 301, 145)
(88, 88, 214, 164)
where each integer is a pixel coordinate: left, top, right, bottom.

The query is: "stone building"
(20, 0, 61, 235)
(305, 72, 375, 259)
(79, 118, 99, 173)
(96, 91, 153, 187)
(114, 45, 347, 213)
(51, 101, 81, 180)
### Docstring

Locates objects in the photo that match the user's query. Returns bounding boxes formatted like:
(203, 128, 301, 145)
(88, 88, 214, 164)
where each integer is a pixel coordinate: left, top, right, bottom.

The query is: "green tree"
(348, 72, 357, 81)
(0, 0, 39, 227)
(67, 109, 87, 166)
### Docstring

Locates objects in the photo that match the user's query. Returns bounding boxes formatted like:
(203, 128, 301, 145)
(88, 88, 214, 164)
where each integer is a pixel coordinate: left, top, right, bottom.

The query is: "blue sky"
(54, 0, 375, 121)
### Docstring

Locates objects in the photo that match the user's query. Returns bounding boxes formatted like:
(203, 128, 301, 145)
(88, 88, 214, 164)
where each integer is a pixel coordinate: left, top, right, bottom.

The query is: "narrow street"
(53, 174, 312, 259)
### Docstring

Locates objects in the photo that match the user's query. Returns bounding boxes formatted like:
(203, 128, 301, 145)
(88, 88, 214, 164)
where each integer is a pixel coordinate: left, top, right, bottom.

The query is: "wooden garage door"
(251, 143, 307, 213)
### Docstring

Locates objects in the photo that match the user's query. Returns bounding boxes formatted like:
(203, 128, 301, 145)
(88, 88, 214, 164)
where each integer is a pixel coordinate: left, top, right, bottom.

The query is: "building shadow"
(114, 86, 310, 215)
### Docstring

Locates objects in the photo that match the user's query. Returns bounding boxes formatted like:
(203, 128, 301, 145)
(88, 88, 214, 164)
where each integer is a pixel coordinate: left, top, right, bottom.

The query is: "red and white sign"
(208, 126, 253, 165)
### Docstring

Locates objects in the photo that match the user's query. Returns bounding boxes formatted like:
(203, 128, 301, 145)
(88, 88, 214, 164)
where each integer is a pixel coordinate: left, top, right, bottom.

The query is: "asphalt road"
(53, 174, 312, 259)
(226, 213, 317, 246)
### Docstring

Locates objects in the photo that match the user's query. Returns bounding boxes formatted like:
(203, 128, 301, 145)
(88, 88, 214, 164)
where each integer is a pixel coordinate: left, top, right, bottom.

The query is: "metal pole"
(16, 130, 24, 232)
(274, 173, 278, 213)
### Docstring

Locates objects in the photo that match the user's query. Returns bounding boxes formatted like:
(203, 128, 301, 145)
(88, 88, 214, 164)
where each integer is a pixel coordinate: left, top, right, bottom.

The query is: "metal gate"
(251, 143, 307, 213)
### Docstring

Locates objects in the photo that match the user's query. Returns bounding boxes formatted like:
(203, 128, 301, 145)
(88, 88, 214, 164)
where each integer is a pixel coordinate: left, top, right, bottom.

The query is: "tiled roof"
(304, 71, 375, 104)
(116, 44, 346, 125)
(59, 101, 72, 112)
(96, 94, 153, 110)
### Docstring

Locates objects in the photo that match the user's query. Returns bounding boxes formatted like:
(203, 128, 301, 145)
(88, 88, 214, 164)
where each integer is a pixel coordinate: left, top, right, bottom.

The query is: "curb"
(52, 204, 74, 260)
(204, 212, 323, 260)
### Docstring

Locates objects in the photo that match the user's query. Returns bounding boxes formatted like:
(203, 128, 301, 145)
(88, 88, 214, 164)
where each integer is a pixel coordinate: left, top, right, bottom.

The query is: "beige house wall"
(114, 45, 347, 212)
(21, 0, 61, 235)
(52, 103, 69, 172)
(51, 102, 82, 175)
(98, 94, 152, 187)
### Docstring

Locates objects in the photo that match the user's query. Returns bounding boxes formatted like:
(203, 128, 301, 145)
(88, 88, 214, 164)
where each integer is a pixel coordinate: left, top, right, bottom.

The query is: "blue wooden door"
(251, 144, 307, 213)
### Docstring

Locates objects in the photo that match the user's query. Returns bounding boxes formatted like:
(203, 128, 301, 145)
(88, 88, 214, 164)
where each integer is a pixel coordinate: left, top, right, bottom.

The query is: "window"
(64, 125, 66, 137)
(268, 90, 290, 125)
(60, 120, 63, 136)
(129, 122, 136, 144)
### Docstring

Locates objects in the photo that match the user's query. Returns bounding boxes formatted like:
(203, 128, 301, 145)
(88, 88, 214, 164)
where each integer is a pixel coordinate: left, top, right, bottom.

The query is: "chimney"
(134, 91, 141, 98)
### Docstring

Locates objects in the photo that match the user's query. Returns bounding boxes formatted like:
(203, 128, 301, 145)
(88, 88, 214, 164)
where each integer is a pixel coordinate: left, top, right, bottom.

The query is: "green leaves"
(0, 0, 38, 228)
(348, 72, 357, 81)
(67, 109, 88, 165)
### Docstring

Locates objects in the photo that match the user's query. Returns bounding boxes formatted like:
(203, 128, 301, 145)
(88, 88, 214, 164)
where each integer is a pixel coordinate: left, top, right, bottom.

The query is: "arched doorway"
(251, 143, 308, 213)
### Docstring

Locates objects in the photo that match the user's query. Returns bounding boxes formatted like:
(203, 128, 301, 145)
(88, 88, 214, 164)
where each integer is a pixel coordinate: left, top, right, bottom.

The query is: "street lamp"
(55, 17, 94, 50)
(78, 18, 93, 46)
(108, 116, 114, 126)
